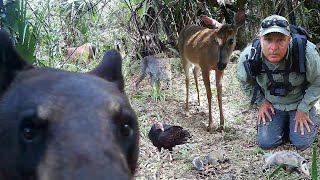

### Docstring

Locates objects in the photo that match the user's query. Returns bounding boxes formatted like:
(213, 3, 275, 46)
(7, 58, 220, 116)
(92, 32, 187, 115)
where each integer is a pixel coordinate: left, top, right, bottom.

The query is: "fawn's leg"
(201, 69, 213, 132)
(215, 70, 224, 131)
(193, 66, 201, 106)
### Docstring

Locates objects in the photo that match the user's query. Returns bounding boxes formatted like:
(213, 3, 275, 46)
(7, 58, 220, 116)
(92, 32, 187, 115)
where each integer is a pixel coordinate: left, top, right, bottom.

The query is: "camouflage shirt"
(237, 40, 320, 113)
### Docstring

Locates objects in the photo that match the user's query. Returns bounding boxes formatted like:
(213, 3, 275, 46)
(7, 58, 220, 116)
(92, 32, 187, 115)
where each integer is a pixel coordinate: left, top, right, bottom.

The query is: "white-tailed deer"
(178, 10, 245, 131)
(60, 42, 96, 66)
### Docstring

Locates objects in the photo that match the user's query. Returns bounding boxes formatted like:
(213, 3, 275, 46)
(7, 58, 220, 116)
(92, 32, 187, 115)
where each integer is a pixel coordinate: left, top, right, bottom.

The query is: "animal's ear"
(233, 9, 246, 29)
(200, 15, 222, 29)
(89, 49, 124, 92)
(0, 29, 32, 96)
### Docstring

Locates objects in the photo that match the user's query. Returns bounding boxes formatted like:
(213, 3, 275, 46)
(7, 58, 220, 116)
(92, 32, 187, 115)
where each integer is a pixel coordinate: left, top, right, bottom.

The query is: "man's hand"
(294, 111, 314, 135)
(258, 100, 275, 125)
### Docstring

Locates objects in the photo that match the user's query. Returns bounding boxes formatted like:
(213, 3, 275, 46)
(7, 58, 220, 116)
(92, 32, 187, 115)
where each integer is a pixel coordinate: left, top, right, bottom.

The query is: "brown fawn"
(178, 10, 245, 132)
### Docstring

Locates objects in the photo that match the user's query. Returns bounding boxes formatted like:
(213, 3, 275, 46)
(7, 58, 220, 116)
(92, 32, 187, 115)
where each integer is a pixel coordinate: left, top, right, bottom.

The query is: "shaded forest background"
(0, 0, 319, 68)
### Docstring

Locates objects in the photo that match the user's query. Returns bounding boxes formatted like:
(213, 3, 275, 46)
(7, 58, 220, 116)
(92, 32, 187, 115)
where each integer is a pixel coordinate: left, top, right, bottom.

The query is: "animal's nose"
(217, 62, 227, 70)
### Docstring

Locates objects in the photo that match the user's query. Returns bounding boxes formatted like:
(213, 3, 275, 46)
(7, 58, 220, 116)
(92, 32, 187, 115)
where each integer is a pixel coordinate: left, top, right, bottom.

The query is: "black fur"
(89, 49, 124, 91)
(0, 29, 139, 180)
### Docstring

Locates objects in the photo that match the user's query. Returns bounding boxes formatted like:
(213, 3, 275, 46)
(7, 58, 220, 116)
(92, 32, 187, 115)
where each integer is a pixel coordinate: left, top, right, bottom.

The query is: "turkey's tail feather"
(173, 127, 191, 145)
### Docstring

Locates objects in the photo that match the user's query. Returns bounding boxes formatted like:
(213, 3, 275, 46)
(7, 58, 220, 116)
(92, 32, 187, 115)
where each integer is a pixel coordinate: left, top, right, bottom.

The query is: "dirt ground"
(125, 60, 319, 180)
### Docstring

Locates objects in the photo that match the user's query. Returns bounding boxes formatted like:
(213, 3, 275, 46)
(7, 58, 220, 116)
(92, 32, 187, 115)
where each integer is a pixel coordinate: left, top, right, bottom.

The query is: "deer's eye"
(228, 39, 234, 45)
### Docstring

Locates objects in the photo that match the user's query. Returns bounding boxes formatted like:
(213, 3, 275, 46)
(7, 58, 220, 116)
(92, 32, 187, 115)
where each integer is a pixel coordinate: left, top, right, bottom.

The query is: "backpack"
(244, 25, 310, 105)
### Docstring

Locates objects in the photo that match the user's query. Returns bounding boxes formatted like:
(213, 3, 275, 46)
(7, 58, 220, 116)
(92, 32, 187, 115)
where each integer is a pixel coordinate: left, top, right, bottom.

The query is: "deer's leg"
(215, 70, 224, 131)
(135, 71, 147, 89)
(193, 66, 201, 106)
(182, 60, 190, 113)
(201, 69, 213, 132)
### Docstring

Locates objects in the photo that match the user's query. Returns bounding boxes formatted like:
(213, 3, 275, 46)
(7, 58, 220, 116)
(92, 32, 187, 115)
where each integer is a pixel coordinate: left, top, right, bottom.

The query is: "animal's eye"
(20, 111, 47, 143)
(228, 39, 234, 45)
(120, 124, 133, 137)
(21, 120, 45, 142)
(22, 125, 37, 141)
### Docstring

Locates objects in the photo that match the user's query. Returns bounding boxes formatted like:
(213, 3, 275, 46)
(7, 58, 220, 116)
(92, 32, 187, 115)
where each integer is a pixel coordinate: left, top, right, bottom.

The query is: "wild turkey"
(148, 122, 191, 161)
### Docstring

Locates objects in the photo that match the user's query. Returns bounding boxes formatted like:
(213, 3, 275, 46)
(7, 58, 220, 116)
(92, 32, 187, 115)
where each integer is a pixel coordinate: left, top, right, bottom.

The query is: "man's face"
(260, 32, 291, 63)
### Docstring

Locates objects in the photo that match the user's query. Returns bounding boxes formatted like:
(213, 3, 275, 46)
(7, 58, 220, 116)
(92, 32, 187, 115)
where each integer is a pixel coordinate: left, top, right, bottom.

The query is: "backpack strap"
(251, 83, 261, 105)
(249, 38, 263, 105)
(291, 34, 309, 94)
(252, 38, 261, 62)
(291, 34, 307, 73)
(262, 60, 293, 93)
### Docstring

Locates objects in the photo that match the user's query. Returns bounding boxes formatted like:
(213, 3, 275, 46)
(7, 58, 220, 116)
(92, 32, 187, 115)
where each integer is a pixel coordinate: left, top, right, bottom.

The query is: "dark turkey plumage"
(148, 122, 191, 160)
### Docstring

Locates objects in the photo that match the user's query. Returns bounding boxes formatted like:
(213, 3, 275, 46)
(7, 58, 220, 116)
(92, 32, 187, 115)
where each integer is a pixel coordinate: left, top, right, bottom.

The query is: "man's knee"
(291, 137, 315, 150)
(257, 123, 284, 150)
(257, 138, 282, 150)
(290, 125, 318, 150)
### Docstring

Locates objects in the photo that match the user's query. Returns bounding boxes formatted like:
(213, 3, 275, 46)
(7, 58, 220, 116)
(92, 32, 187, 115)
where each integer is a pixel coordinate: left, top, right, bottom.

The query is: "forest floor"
(125, 58, 319, 180)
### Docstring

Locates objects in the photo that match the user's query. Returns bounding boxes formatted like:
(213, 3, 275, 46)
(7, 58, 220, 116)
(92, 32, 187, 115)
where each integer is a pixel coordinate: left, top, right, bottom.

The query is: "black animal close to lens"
(261, 19, 289, 29)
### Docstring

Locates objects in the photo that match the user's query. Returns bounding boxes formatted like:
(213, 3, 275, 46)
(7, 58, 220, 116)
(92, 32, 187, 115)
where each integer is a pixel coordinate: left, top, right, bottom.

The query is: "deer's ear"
(0, 29, 32, 96)
(89, 49, 124, 92)
(233, 9, 246, 28)
(200, 15, 222, 29)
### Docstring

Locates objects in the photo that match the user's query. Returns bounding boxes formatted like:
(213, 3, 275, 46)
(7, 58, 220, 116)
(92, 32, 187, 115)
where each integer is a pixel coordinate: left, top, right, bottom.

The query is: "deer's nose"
(217, 62, 227, 70)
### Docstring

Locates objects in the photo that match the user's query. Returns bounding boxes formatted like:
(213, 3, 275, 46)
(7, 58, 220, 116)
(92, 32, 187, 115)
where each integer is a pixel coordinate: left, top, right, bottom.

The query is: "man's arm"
(294, 41, 320, 135)
(297, 41, 320, 113)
